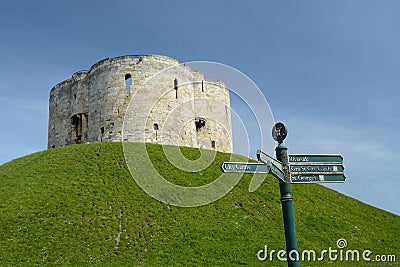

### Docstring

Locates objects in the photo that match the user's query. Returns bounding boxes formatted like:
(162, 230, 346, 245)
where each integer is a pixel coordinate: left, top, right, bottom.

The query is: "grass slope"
(0, 143, 398, 266)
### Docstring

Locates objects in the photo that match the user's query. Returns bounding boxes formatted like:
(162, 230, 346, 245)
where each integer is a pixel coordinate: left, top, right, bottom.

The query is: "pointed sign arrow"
(221, 162, 270, 173)
(221, 162, 270, 192)
(256, 150, 286, 182)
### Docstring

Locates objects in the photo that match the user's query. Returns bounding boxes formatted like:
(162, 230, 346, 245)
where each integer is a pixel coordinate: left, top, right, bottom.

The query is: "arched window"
(153, 123, 159, 140)
(211, 140, 216, 149)
(125, 74, 132, 95)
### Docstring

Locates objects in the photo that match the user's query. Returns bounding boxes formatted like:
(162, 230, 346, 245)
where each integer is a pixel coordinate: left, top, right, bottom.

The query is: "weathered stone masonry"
(48, 54, 232, 152)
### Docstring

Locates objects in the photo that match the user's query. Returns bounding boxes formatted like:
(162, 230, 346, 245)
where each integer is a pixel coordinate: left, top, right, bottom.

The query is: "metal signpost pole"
(273, 123, 300, 267)
(276, 144, 299, 267)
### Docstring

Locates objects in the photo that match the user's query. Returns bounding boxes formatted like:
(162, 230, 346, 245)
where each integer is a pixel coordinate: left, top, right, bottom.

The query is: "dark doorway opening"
(71, 113, 88, 144)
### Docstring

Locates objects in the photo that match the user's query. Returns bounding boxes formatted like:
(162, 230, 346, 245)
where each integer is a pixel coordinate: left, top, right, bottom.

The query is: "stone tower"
(48, 55, 232, 152)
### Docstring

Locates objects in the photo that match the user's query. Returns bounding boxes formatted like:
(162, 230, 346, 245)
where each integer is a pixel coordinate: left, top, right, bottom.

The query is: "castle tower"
(48, 55, 232, 152)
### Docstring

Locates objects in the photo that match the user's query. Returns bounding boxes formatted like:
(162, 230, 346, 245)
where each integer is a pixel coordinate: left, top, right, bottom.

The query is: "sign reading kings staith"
(290, 165, 344, 173)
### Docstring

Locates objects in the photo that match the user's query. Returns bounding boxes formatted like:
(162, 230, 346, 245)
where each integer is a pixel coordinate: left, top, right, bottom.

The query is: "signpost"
(272, 122, 299, 267)
(221, 122, 346, 267)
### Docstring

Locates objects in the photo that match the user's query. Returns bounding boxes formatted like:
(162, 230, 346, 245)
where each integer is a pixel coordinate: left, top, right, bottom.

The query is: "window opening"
(201, 80, 204, 92)
(195, 118, 206, 132)
(211, 140, 216, 149)
(174, 78, 178, 99)
(100, 127, 105, 142)
(125, 74, 132, 95)
(153, 123, 159, 140)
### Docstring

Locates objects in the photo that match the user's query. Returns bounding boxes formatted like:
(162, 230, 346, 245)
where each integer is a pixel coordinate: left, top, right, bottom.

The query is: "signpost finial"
(272, 122, 287, 144)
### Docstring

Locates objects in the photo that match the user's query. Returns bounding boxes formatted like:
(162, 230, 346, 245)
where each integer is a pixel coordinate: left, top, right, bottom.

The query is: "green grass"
(0, 142, 398, 266)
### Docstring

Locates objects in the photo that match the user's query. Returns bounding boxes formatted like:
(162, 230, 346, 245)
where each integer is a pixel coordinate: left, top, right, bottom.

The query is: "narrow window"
(73, 94, 77, 100)
(201, 80, 204, 92)
(125, 74, 132, 95)
(174, 78, 178, 99)
(153, 123, 159, 140)
(100, 127, 105, 142)
(211, 140, 216, 149)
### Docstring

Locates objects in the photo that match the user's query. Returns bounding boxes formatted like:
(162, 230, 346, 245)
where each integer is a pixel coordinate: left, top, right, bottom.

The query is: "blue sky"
(0, 1, 399, 215)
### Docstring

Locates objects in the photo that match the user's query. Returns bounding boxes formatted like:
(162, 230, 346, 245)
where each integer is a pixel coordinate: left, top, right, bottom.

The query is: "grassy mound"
(0, 143, 398, 266)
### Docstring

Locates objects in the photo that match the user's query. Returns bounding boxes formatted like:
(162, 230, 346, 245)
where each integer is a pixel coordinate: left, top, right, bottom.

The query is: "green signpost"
(221, 122, 346, 267)
(272, 122, 299, 267)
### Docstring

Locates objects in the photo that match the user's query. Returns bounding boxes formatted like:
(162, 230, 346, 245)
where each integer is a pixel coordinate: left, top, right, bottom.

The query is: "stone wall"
(48, 54, 232, 153)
